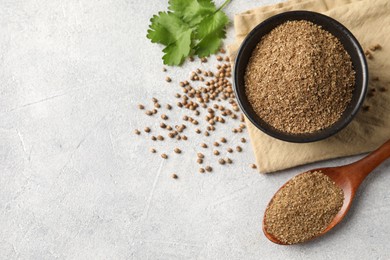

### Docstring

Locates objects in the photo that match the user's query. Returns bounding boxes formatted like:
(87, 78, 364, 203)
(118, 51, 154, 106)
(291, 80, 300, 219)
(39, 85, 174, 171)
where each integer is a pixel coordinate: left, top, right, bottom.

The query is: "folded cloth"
(228, 0, 390, 173)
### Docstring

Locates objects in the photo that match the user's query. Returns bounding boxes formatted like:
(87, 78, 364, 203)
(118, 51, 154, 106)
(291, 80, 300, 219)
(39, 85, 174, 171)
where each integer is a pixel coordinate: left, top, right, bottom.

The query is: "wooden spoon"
(263, 138, 390, 245)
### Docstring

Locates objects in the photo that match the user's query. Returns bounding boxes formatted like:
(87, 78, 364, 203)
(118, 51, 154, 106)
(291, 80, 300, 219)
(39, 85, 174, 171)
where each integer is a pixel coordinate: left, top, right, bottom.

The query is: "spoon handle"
(343, 138, 390, 183)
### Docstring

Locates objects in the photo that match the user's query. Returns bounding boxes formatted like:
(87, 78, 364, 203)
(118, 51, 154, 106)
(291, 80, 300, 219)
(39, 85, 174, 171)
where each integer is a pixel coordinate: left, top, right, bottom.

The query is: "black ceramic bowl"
(234, 11, 368, 143)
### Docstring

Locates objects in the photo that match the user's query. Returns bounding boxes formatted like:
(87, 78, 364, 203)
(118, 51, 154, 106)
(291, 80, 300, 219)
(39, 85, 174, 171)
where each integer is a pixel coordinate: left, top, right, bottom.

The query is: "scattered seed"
(195, 128, 201, 134)
(199, 168, 205, 173)
(197, 153, 204, 159)
(213, 150, 220, 156)
(166, 104, 172, 110)
(145, 110, 153, 116)
(167, 125, 173, 130)
(138, 104, 145, 110)
(152, 109, 158, 114)
(151, 136, 157, 141)
(227, 148, 233, 153)
(197, 158, 203, 164)
(150, 148, 156, 153)
(166, 76, 172, 82)
(134, 129, 141, 135)
(220, 137, 227, 143)
(160, 123, 167, 128)
(144, 127, 151, 133)
(182, 135, 188, 140)
(250, 164, 257, 169)
(154, 103, 161, 108)
(226, 158, 232, 164)
(205, 166, 212, 172)
(161, 153, 168, 159)
(241, 138, 246, 143)
(213, 142, 219, 147)
(236, 146, 242, 152)
(157, 135, 164, 141)
(201, 143, 208, 148)
(174, 148, 181, 154)
(162, 67, 167, 72)
(218, 158, 226, 165)
(204, 131, 210, 136)
(161, 114, 168, 120)
(365, 50, 373, 59)
(369, 43, 381, 51)
(362, 105, 370, 112)
(152, 97, 158, 103)
(171, 173, 178, 179)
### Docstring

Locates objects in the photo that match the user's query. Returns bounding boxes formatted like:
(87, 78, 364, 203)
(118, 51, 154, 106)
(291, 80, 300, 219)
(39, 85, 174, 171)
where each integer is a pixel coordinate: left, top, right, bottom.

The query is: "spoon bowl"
(263, 138, 390, 245)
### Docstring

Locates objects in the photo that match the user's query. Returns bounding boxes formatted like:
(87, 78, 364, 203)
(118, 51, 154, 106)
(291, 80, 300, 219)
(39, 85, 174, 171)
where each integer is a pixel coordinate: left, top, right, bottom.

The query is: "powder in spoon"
(245, 20, 355, 134)
(264, 171, 344, 244)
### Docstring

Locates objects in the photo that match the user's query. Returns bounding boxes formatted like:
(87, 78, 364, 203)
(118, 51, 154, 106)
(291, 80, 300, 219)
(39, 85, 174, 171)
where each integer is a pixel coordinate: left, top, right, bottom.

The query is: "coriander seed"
(161, 153, 168, 159)
(174, 148, 181, 154)
(218, 158, 225, 165)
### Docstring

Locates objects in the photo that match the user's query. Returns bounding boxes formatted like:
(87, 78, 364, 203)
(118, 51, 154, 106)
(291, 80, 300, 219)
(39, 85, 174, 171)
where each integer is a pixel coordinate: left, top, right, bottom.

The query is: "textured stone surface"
(0, 0, 389, 259)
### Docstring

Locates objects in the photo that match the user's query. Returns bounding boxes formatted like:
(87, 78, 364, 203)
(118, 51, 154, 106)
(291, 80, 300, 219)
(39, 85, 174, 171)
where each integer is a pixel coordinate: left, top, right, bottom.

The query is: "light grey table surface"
(1, 0, 389, 259)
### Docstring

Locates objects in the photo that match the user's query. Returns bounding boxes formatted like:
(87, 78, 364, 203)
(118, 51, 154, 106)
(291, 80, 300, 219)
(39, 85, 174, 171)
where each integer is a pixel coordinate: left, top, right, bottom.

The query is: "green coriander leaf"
(162, 29, 193, 65)
(146, 0, 231, 66)
(147, 12, 190, 45)
(169, 0, 216, 26)
(196, 10, 229, 39)
(147, 12, 193, 65)
(194, 34, 222, 57)
(194, 11, 229, 57)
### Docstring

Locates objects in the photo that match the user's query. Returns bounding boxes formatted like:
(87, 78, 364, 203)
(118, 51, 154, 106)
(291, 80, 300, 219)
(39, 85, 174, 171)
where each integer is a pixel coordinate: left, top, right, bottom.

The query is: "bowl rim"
(233, 10, 368, 143)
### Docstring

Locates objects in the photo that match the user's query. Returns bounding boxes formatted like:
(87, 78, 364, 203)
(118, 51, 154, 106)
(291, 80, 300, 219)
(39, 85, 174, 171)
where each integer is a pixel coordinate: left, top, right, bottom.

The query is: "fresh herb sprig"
(147, 0, 231, 66)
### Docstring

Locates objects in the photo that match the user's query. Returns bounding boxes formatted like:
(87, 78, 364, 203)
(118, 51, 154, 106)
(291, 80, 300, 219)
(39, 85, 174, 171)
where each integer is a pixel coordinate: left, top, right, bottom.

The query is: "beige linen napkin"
(228, 0, 390, 173)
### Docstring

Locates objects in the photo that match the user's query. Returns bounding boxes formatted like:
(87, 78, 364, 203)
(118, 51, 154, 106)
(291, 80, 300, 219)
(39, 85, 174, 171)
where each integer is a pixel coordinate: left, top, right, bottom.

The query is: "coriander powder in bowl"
(233, 11, 368, 143)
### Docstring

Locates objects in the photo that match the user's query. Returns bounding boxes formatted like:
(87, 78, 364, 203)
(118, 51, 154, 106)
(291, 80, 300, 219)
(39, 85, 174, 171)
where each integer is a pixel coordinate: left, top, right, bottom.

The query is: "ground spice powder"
(264, 171, 344, 244)
(245, 20, 355, 133)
